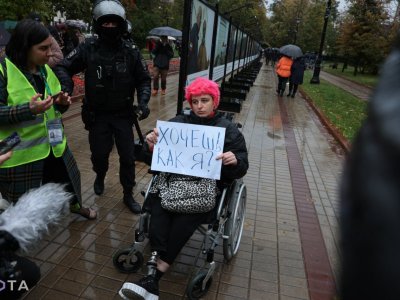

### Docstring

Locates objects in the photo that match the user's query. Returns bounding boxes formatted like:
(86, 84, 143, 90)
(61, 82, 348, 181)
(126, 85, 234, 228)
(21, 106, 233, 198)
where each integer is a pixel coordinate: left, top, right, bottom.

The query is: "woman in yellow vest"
(0, 19, 96, 219)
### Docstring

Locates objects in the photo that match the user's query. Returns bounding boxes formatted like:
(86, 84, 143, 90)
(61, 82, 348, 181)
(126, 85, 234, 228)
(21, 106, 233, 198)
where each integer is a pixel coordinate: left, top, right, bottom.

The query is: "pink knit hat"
(185, 77, 220, 108)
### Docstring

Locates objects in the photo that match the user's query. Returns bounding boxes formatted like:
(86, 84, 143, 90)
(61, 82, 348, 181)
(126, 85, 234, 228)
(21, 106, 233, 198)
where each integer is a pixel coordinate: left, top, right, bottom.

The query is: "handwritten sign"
(151, 121, 226, 180)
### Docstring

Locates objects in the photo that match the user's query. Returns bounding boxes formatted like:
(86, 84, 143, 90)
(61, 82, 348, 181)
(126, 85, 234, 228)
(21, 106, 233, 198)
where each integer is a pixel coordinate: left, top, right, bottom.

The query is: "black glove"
(138, 104, 150, 121)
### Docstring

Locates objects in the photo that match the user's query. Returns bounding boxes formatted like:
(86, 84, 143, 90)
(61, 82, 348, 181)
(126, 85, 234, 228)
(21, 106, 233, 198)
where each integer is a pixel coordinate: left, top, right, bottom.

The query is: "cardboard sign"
(151, 121, 226, 179)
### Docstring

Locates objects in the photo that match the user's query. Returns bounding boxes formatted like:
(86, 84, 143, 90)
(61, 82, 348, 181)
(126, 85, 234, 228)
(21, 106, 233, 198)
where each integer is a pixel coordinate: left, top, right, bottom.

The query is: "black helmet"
(92, 0, 127, 33)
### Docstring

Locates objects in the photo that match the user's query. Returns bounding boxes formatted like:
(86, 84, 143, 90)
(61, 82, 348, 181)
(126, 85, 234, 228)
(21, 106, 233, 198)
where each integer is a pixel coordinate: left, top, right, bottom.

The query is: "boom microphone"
(0, 183, 72, 252)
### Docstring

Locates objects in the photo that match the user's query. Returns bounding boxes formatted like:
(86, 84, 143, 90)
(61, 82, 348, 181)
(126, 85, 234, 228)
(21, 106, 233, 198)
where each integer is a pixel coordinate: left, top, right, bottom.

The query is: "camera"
(0, 132, 21, 155)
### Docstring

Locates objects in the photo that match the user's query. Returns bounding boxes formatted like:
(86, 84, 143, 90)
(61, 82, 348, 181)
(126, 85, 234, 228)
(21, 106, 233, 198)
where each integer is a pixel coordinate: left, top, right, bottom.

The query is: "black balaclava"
(96, 15, 124, 45)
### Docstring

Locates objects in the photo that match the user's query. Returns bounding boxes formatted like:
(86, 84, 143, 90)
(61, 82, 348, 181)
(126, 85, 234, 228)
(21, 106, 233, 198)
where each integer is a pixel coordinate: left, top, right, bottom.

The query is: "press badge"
(47, 119, 63, 146)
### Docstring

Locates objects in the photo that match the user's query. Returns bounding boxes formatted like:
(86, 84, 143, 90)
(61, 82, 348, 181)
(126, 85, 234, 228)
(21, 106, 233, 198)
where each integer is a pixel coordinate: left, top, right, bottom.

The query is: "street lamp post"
(310, 0, 332, 84)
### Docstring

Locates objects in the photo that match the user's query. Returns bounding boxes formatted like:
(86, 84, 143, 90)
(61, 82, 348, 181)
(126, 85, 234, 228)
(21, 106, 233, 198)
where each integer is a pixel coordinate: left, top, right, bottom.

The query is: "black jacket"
(289, 57, 305, 85)
(148, 111, 248, 182)
(152, 41, 174, 70)
(53, 37, 151, 110)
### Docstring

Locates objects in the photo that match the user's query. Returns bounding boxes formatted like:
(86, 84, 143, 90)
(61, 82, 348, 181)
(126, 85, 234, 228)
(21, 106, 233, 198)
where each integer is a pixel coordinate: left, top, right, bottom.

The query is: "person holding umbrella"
(275, 54, 293, 97)
(151, 35, 174, 96)
(287, 56, 306, 98)
(276, 44, 303, 97)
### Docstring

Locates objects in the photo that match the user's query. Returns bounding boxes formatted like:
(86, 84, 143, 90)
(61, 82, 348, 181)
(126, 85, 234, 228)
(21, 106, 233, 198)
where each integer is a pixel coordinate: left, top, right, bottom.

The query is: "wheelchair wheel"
(113, 248, 144, 273)
(186, 272, 212, 299)
(223, 182, 247, 261)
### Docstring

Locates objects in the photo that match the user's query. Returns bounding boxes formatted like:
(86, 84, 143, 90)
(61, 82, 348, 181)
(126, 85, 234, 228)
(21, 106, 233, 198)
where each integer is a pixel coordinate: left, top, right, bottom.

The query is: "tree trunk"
(342, 61, 348, 72)
(353, 64, 358, 76)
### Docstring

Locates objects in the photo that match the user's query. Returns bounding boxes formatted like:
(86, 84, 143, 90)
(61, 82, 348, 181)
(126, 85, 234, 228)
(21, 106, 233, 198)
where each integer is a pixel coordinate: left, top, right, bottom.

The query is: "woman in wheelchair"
(119, 77, 248, 300)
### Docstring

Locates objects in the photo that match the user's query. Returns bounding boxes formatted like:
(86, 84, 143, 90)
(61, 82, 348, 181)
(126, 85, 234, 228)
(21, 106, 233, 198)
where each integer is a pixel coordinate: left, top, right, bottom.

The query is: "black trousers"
(288, 82, 299, 95)
(148, 194, 212, 265)
(88, 114, 135, 192)
(277, 75, 289, 94)
(42, 152, 77, 204)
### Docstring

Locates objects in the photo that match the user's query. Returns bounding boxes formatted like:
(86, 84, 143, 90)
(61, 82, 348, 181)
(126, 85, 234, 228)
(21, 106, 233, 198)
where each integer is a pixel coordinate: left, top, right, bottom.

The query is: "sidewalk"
(22, 62, 343, 300)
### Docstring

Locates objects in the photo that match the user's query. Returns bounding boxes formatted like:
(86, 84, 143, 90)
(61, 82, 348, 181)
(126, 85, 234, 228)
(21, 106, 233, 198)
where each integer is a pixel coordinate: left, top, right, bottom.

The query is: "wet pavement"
(21, 62, 344, 299)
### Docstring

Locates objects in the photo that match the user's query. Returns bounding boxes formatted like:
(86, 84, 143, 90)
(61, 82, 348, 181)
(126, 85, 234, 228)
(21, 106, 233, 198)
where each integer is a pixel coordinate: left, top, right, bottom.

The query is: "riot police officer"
(54, 0, 151, 214)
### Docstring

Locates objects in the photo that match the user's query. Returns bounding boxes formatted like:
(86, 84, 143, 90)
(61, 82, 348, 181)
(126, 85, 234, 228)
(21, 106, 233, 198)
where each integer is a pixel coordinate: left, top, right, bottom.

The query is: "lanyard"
(38, 66, 61, 120)
(39, 66, 54, 96)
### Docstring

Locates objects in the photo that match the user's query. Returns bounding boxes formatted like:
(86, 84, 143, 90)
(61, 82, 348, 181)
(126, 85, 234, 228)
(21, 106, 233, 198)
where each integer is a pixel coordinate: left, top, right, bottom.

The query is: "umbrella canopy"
(0, 27, 10, 46)
(149, 26, 182, 38)
(279, 44, 303, 59)
(65, 19, 87, 30)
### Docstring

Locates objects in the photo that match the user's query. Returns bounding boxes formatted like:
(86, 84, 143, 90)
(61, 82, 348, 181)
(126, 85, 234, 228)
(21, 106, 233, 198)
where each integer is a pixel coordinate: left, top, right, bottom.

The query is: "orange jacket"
(276, 56, 293, 78)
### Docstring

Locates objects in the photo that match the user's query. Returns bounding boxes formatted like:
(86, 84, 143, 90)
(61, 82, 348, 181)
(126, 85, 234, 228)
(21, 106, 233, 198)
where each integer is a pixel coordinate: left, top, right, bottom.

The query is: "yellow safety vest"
(0, 58, 66, 168)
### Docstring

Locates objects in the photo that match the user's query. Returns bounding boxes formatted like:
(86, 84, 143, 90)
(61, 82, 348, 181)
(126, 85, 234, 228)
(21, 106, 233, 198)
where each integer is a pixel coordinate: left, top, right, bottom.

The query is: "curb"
(299, 89, 351, 154)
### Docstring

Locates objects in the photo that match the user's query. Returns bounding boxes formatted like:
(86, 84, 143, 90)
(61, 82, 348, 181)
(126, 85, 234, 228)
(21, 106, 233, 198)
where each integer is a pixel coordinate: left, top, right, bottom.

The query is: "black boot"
(93, 175, 105, 195)
(123, 192, 141, 214)
(287, 90, 292, 97)
(291, 93, 295, 98)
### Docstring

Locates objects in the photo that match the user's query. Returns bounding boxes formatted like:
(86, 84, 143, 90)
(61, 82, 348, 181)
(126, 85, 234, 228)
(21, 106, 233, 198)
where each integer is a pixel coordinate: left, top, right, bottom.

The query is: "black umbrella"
(0, 27, 10, 46)
(65, 19, 87, 30)
(279, 44, 303, 59)
(149, 26, 182, 38)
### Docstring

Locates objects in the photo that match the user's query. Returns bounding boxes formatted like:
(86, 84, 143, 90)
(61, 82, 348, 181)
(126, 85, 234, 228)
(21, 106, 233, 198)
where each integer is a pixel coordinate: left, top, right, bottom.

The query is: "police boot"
(94, 174, 105, 195)
(123, 191, 141, 214)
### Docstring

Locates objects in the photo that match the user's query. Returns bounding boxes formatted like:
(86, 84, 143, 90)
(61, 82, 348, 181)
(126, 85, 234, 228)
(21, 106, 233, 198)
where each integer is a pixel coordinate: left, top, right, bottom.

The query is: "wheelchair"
(112, 174, 247, 299)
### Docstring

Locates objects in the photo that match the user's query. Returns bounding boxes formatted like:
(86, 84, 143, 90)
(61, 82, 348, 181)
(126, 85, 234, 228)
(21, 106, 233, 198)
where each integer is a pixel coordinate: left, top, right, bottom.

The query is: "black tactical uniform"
(54, 1, 151, 214)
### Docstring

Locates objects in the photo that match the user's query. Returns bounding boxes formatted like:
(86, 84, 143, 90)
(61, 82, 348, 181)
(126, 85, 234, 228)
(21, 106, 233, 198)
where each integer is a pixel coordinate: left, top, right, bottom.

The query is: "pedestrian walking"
(271, 49, 279, 67)
(264, 48, 272, 66)
(151, 35, 174, 96)
(54, 0, 151, 214)
(287, 56, 305, 98)
(275, 55, 293, 97)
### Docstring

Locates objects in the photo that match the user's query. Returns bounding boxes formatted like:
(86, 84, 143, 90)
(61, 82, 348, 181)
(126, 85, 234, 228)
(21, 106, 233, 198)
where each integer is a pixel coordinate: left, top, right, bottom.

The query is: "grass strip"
(302, 70, 368, 141)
